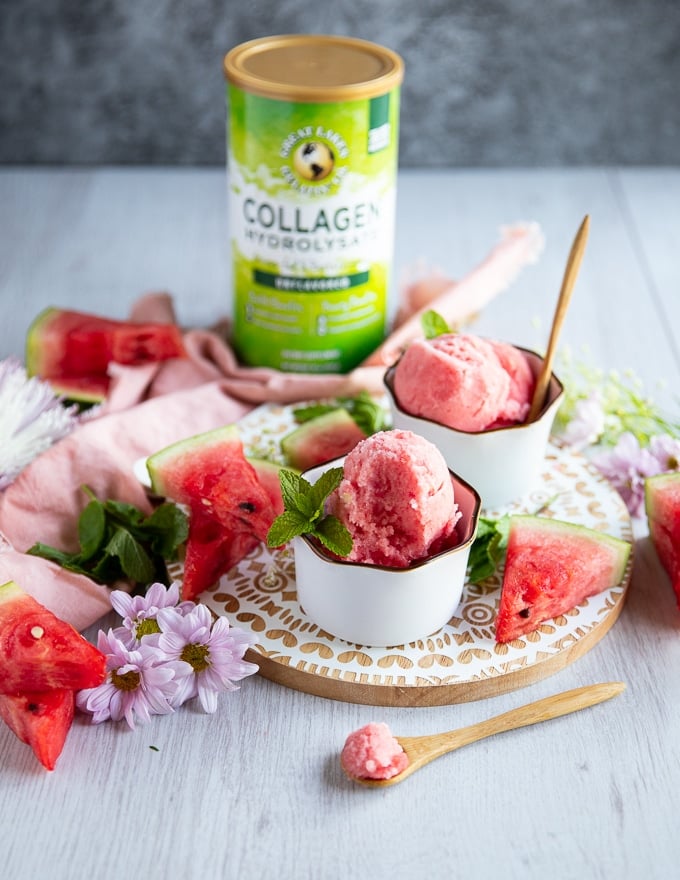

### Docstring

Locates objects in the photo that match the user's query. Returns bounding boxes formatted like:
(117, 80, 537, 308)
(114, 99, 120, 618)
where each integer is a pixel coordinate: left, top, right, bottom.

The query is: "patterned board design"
(190, 402, 634, 707)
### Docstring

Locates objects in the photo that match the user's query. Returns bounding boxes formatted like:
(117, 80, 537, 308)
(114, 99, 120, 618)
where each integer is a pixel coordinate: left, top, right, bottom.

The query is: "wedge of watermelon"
(26, 307, 186, 402)
(495, 515, 631, 643)
(0, 580, 106, 694)
(0, 689, 75, 771)
(147, 426, 278, 601)
(645, 472, 680, 607)
(281, 408, 367, 471)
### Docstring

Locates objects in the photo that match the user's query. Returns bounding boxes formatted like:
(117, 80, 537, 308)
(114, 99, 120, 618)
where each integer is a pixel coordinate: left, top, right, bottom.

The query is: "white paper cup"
(293, 457, 481, 647)
(384, 348, 564, 511)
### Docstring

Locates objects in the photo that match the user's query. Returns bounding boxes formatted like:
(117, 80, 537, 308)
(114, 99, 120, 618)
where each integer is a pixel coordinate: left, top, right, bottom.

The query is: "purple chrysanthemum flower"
(591, 432, 660, 518)
(110, 581, 186, 647)
(156, 604, 259, 713)
(648, 434, 680, 473)
(0, 357, 79, 490)
(76, 630, 180, 729)
(561, 391, 606, 451)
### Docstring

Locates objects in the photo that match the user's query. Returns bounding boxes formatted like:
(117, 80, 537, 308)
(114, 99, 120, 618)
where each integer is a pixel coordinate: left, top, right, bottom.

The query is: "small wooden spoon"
(527, 214, 591, 422)
(344, 681, 625, 787)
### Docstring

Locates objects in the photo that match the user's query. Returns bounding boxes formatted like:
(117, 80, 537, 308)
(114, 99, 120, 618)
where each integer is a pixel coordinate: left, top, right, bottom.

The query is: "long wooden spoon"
(343, 681, 625, 787)
(527, 214, 590, 422)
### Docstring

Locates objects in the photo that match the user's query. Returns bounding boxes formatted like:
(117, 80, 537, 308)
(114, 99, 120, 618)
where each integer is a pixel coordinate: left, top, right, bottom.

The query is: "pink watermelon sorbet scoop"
(327, 429, 461, 568)
(341, 722, 409, 780)
(392, 333, 535, 432)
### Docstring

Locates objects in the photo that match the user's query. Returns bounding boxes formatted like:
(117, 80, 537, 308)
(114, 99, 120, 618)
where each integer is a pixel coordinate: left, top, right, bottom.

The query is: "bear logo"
(293, 141, 335, 181)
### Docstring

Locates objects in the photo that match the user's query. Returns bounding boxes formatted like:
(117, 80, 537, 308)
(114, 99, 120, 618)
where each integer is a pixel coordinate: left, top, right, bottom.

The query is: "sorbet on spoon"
(341, 682, 625, 787)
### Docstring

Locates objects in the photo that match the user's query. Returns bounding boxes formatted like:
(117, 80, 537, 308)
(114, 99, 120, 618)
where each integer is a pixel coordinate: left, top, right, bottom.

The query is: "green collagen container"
(224, 34, 404, 373)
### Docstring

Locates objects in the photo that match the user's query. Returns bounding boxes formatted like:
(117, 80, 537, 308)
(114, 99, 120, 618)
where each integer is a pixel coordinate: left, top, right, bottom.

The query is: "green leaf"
(421, 309, 451, 339)
(307, 467, 344, 518)
(266, 509, 312, 547)
(339, 391, 387, 435)
(78, 500, 107, 560)
(467, 515, 511, 584)
(268, 464, 353, 555)
(104, 528, 156, 584)
(89, 552, 125, 584)
(27, 487, 190, 589)
(27, 542, 83, 569)
(103, 499, 145, 525)
(143, 503, 189, 557)
(292, 403, 337, 424)
(278, 469, 306, 512)
(312, 515, 353, 557)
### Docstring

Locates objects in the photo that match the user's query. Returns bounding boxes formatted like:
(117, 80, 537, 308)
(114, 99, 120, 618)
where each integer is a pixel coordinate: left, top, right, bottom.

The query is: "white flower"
(0, 357, 79, 490)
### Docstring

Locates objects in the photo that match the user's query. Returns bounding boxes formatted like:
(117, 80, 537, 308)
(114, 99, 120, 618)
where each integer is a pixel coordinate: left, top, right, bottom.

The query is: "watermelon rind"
(495, 515, 632, 643)
(645, 471, 680, 607)
(146, 427, 279, 601)
(146, 424, 240, 500)
(281, 408, 366, 471)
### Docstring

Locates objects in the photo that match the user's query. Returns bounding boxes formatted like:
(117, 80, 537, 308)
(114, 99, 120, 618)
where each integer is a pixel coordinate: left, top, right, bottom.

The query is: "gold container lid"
(224, 34, 404, 102)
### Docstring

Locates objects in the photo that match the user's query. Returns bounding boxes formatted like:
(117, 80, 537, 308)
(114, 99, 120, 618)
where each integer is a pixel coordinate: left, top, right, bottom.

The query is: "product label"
(227, 85, 400, 373)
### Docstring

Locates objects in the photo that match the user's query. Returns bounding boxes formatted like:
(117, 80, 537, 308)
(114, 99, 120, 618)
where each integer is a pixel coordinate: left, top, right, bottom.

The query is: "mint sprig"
(467, 515, 511, 584)
(28, 485, 188, 587)
(266, 467, 353, 557)
(421, 309, 452, 339)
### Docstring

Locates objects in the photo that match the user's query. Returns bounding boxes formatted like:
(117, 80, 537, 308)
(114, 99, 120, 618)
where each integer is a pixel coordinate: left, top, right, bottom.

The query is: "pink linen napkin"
(0, 221, 542, 632)
(0, 384, 251, 628)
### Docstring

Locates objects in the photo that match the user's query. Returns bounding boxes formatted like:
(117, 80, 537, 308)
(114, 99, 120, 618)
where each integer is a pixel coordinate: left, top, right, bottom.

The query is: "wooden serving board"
(196, 403, 634, 707)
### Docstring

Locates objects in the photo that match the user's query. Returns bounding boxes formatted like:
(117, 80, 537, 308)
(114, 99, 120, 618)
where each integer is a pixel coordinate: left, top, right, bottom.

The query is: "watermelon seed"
(239, 501, 257, 513)
(519, 609, 531, 618)
(30, 625, 45, 639)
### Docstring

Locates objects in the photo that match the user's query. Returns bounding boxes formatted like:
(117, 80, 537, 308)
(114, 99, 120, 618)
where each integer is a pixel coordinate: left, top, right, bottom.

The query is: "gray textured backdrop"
(1, 0, 679, 167)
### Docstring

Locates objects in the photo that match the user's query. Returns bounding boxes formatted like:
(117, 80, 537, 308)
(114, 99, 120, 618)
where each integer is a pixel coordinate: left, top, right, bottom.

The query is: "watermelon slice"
(248, 458, 287, 515)
(26, 307, 186, 402)
(281, 408, 367, 471)
(645, 472, 680, 607)
(0, 580, 106, 695)
(147, 426, 278, 601)
(495, 515, 631, 643)
(0, 689, 75, 771)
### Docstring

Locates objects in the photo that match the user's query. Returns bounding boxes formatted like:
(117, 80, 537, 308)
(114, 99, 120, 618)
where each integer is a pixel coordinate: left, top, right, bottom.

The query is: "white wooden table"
(1, 168, 679, 880)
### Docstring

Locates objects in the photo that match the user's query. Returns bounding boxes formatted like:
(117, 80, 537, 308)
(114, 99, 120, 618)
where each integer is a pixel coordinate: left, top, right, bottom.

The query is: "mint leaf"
(78, 499, 107, 560)
(467, 515, 511, 583)
(28, 486, 188, 588)
(421, 309, 451, 339)
(266, 509, 311, 546)
(267, 466, 353, 556)
(278, 469, 307, 511)
(143, 503, 189, 558)
(103, 499, 145, 525)
(27, 542, 84, 571)
(313, 515, 353, 557)
(307, 467, 344, 517)
(105, 528, 156, 584)
(339, 391, 388, 435)
(292, 403, 337, 423)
